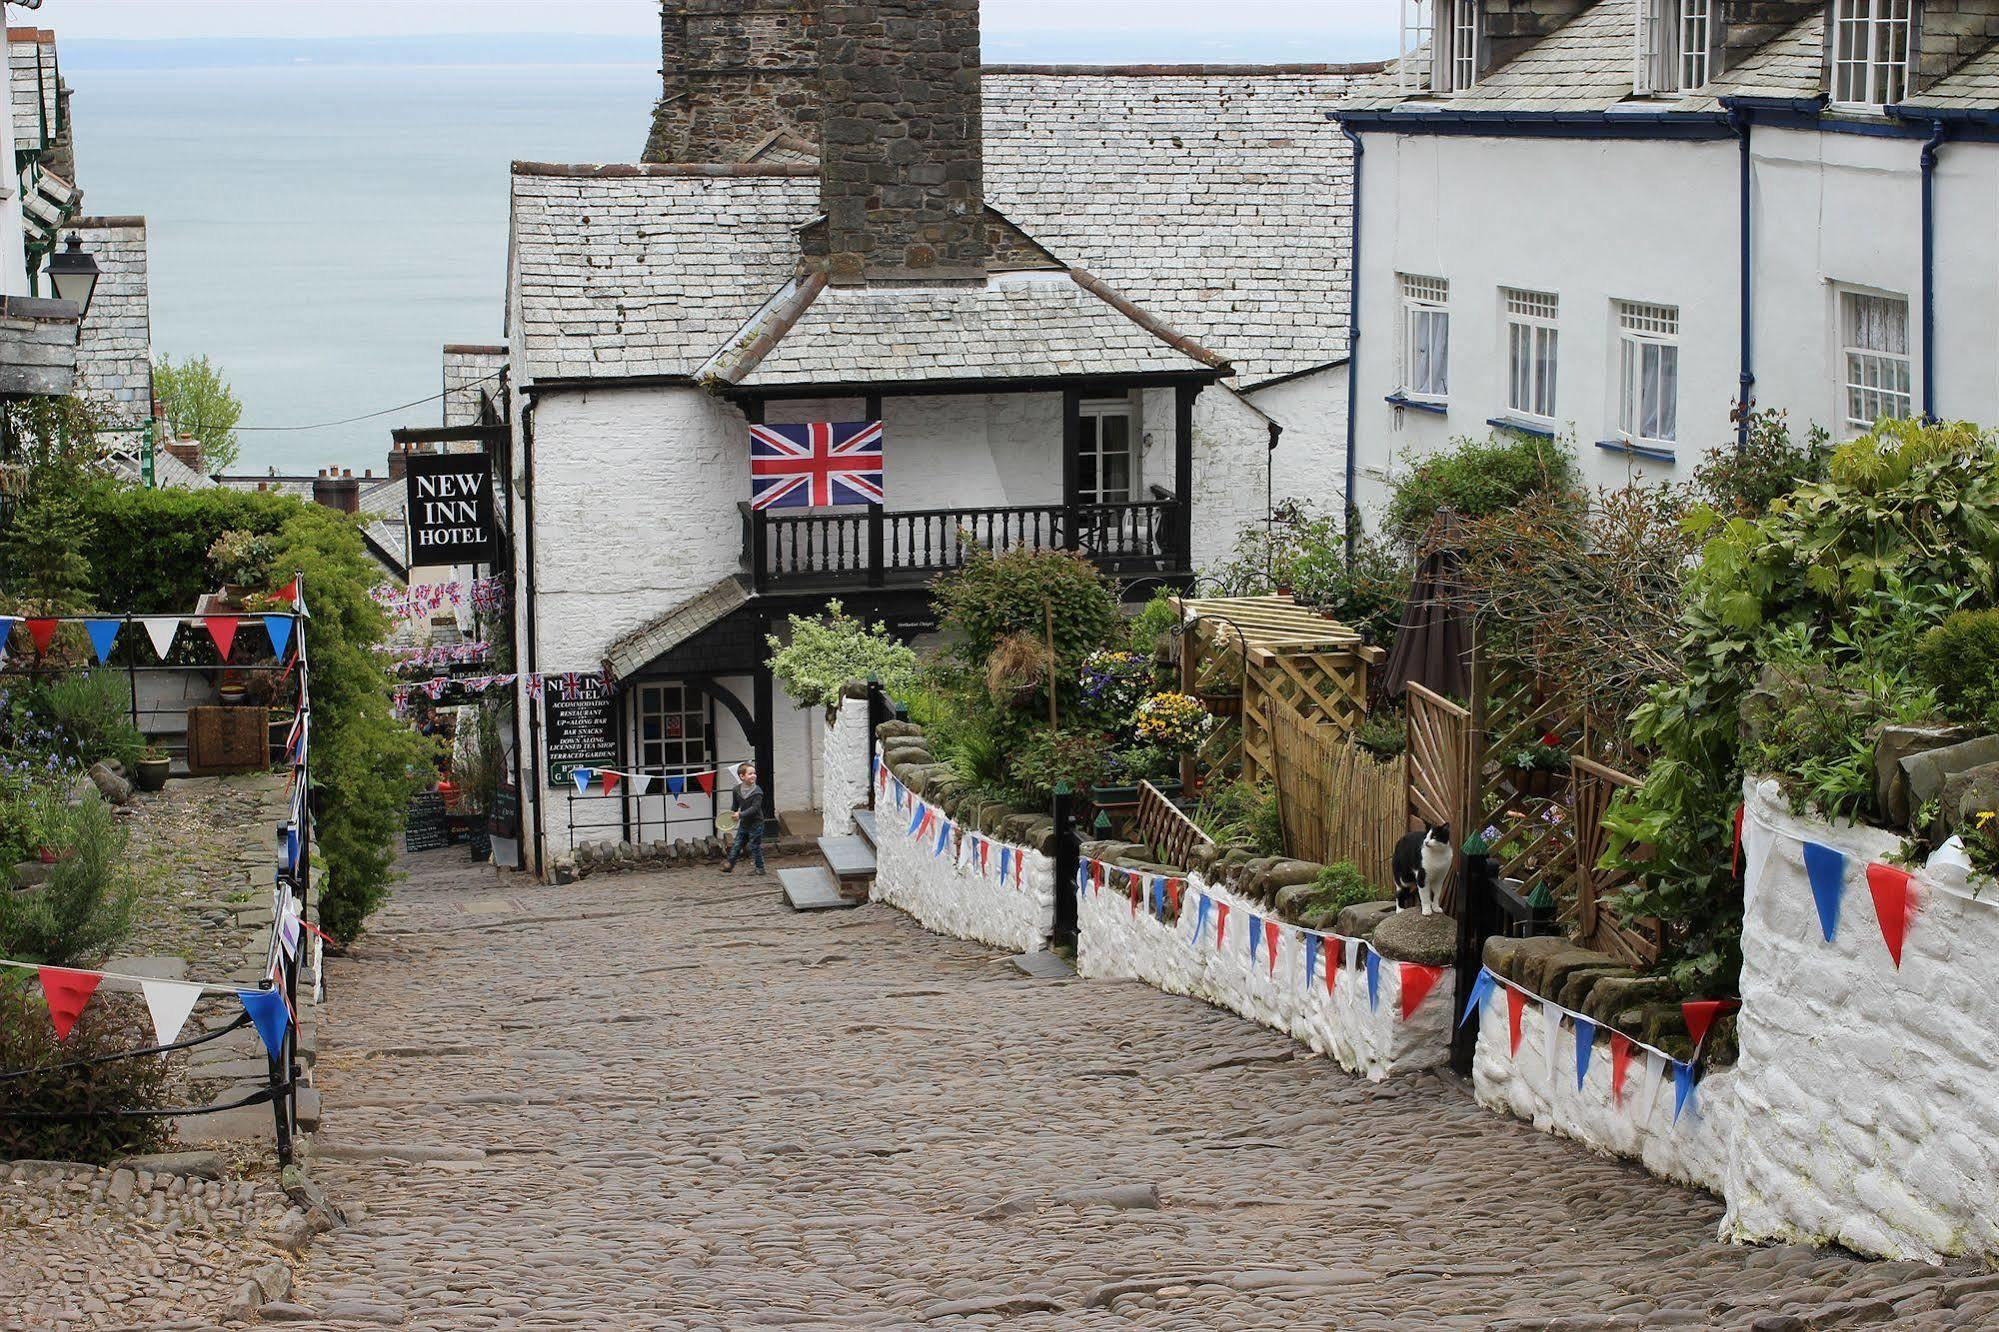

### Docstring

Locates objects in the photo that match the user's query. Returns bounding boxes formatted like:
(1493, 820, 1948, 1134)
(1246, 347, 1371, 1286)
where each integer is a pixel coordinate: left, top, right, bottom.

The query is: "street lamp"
(46, 235, 100, 317)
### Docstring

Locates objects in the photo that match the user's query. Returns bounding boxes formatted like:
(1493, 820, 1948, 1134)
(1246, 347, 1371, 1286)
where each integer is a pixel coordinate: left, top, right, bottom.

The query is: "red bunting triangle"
(1399, 962, 1446, 1021)
(602, 771, 620, 793)
(1264, 919, 1280, 974)
(1731, 803, 1745, 877)
(25, 618, 58, 653)
(1216, 902, 1230, 949)
(694, 772, 714, 795)
(1866, 862, 1916, 968)
(204, 615, 240, 661)
(39, 966, 102, 1041)
(277, 578, 299, 604)
(1167, 880, 1183, 914)
(1610, 1032, 1634, 1106)
(1128, 879, 1140, 915)
(1681, 999, 1738, 1051)
(1324, 941, 1339, 997)
(1507, 986, 1526, 1056)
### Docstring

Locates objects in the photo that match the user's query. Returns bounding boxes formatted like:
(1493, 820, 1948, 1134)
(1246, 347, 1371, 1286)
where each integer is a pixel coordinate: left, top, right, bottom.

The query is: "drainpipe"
(1266, 419, 1281, 584)
(1728, 104, 1754, 453)
(1918, 118, 1948, 422)
(520, 396, 547, 876)
(1338, 119, 1365, 566)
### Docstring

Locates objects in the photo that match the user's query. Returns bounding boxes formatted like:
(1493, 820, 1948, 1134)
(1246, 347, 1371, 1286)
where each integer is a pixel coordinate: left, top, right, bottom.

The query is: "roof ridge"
(1066, 268, 1233, 373)
(511, 161, 818, 179)
(983, 62, 1388, 76)
(697, 271, 832, 388)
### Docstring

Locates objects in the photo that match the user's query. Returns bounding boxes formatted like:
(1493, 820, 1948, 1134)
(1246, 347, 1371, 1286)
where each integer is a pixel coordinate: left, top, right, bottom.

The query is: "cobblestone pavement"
(287, 851, 1991, 1330)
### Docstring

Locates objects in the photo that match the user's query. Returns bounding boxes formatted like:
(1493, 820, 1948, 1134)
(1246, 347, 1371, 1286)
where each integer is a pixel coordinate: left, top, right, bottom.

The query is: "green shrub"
(1211, 507, 1411, 653)
(1193, 778, 1284, 856)
(931, 546, 1122, 694)
(1385, 433, 1577, 538)
(1126, 592, 1180, 657)
(23, 673, 145, 770)
(1353, 712, 1407, 758)
(766, 599, 919, 711)
(65, 477, 297, 613)
(0, 795, 139, 965)
(1312, 860, 1385, 911)
(1012, 729, 1109, 804)
(0, 976, 170, 1163)
(1694, 408, 1832, 518)
(1915, 610, 1999, 732)
(0, 765, 68, 867)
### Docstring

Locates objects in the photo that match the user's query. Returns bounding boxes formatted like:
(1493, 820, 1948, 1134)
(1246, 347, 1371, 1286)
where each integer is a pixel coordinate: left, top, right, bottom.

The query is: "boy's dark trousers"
(727, 819, 765, 873)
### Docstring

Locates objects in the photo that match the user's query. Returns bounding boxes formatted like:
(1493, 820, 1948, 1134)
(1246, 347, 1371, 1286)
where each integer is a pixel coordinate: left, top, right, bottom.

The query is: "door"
(629, 681, 717, 844)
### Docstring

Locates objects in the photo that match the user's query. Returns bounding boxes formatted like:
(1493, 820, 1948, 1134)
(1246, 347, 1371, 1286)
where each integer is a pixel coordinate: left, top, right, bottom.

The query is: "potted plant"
(133, 746, 171, 792)
(206, 529, 275, 606)
(1499, 737, 1571, 800)
(1089, 743, 1182, 807)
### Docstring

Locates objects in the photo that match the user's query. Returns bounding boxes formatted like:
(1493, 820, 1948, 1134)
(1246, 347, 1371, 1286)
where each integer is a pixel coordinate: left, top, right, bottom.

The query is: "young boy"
(721, 761, 766, 875)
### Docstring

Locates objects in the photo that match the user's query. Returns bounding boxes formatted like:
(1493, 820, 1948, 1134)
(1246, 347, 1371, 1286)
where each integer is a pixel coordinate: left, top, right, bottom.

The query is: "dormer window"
(1636, 0, 1713, 94)
(1830, 0, 1912, 107)
(1434, 0, 1481, 93)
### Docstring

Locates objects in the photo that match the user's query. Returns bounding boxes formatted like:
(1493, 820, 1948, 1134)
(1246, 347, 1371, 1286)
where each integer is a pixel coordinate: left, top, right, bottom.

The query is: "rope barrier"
(0, 1014, 254, 1083)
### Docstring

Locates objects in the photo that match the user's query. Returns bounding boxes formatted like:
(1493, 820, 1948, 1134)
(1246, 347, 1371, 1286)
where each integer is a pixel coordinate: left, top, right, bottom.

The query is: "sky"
(43, 0, 1403, 51)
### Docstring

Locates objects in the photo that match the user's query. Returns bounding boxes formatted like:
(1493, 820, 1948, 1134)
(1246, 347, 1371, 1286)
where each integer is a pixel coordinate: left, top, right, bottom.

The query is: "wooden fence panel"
(1267, 696, 1406, 887)
(1135, 779, 1214, 869)
(1406, 682, 1470, 836)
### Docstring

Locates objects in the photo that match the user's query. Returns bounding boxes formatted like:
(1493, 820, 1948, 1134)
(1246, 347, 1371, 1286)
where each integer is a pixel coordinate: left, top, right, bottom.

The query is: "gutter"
(1338, 119, 1364, 568)
(1332, 107, 1735, 141)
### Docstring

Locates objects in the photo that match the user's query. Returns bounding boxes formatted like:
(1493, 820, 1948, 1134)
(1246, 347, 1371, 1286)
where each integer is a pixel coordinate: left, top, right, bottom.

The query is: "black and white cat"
(1392, 823, 1453, 917)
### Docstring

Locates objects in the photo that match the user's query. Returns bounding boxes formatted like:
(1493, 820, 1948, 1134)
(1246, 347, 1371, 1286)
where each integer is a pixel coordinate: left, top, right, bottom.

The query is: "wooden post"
(1450, 832, 1498, 1079)
(1052, 782, 1078, 950)
(1061, 388, 1082, 550)
(1173, 382, 1198, 563)
(1044, 599, 1059, 731)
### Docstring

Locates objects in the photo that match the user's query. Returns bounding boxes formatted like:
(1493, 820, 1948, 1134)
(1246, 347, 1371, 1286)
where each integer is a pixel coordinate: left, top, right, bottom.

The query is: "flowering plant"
(1076, 649, 1152, 723)
(1133, 691, 1213, 750)
(1969, 809, 1999, 879)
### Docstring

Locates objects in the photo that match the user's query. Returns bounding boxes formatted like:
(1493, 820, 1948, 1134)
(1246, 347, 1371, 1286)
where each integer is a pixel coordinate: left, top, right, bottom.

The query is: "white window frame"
(1837, 287, 1913, 435)
(1399, 274, 1451, 404)
(1075, 397, 1136, 505)
(1615, 300, 1680, 449)
(1502, 288, 1559, 422)
(1431, 0, 1481, 93)
(1830, 0, 1912, 108)
(636, 682, 709, 775)
(1636, 0, 1713, 94)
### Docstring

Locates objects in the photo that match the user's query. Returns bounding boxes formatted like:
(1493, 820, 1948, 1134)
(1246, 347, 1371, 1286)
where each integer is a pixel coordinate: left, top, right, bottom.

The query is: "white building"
(1339, 0, 1999, 513)
(493, 0, 1383, 875)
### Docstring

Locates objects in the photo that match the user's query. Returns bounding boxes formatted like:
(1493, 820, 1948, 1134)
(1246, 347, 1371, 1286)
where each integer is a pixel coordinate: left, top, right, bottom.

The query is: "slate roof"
(699, 269, 1226, 390)
(64, 218, 151, 425)
(103, 446, 214, 491)
(510, 67, 1379, 389)
(1902, 38, 1999, 109)
(605, 574, 751, 682)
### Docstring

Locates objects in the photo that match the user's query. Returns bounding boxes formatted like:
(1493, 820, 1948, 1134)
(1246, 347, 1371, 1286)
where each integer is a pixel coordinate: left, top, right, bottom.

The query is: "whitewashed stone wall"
(871, 796, 1055, 954)
(1473, 991, 1735, 1194)
(1725, 777, 1999, 1264)
(1077, 871, 1451, 1081)
(1245, 364, 1350, 520)
(819, 696, 871, 833)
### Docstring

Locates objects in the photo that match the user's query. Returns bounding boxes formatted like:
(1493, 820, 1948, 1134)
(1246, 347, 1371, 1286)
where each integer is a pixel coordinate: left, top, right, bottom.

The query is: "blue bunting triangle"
(1459, 967, 1496, 1028)
(999, 846, 1013, 883)
(84, 618, 120, 664)
(1573, 1017, 1596, 1089)
(1247, 914, 1261, 963)
(906, 803, 925, 837)
(1194, 894, 1211, 944)
(1803, 840, 1846, 942)
(265, 615, 294, 659)
(1075, 861, 1088, 894)
(1673, 1060, 1699, 1123)
(571, 767, 593, 794)
(1365, 947, 1381, 1011)
(933, 817, 951, 857)
(237, 987, 290, 1061)
(1304, 934, 1320, 988)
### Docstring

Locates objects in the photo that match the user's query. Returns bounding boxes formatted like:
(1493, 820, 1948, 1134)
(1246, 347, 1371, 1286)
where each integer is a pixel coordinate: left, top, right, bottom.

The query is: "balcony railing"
(739, 497, 1183, 591)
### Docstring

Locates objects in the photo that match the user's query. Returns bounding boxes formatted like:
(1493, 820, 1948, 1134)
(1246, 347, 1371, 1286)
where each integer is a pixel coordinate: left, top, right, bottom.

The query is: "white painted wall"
(1727, 776, 1999, 1264)
(1143, 383, 1274, 573)
(1349, 132, 1738, 516)
(871, 785, 1056, 954)
(1245, 363, 1350, 515)
(0, 52, 27, 298)
(819, 696, 870, 832)
(1077, 870, 1451, 1081)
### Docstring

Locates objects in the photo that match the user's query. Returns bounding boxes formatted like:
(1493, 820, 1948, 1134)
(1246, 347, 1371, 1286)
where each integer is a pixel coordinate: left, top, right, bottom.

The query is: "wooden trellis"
(1267, 693, 1405, 886)
(1171, 596, 1384, 787)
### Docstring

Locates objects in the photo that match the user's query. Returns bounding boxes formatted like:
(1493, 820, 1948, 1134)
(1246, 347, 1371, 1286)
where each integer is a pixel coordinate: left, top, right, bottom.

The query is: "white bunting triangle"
(629, 773, 654, 796)
(139, 979, 204, 1049)
(142, 616, 181, 660)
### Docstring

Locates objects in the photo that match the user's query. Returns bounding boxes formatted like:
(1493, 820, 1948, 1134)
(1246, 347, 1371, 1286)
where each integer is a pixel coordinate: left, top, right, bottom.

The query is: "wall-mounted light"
(47, 235, 100, 317)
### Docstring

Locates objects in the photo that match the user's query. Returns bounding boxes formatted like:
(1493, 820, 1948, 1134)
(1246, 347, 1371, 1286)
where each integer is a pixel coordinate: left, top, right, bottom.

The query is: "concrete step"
(852, 808, 877, 848)
(817, 833, 876, 880)
(778, 865, 860, 913)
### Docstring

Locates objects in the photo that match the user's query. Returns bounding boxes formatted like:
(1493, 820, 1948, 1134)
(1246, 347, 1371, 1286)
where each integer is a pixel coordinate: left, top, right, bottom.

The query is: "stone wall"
(819, 686, 872, 832)
(1725, 776, 1999, 1263)
(1915, 0, 1999, 88)
(643, 0, 821, 164)
(1480, 0, 1597, 76)
(818, 0, 986, 285)
(1719, 2, 1823, 65)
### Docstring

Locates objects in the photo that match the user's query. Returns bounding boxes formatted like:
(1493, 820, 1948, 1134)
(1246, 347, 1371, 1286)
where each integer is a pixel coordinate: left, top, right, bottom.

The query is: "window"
(1503, 288, 1559, 421)
(1432, 0, 1481, 93)
(637, 682, 707, 773)
(1840, 290, 1912, 432)
(1637, 0, 1712, 94)
(1075, 398, 1134, 504)
(1831, 0, 1911, 107)
(1399, 274, 1450, 402)
(1616, 301, 1680, 446)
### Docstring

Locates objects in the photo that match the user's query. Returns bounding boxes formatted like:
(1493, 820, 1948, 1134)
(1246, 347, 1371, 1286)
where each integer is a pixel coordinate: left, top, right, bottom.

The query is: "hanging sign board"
(405, 451, 498, 565)
(543, 674, 617, 787)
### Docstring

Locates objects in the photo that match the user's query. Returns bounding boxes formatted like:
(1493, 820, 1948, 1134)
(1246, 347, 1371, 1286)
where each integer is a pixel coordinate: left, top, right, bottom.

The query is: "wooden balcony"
(739, 494, 1186, 592)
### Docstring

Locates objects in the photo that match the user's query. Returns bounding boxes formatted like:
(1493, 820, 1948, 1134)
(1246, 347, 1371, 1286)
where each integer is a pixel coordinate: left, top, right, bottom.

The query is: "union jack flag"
(748, 420, 885, 510)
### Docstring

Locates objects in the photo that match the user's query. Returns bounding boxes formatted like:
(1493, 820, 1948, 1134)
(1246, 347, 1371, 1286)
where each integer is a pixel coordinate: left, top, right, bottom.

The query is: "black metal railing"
(740, 497, 1184, 591)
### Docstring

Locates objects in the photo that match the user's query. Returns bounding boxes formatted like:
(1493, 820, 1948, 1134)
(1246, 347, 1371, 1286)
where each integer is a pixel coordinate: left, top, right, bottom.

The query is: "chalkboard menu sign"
(404, 792, 448, 852)
(544, 675, 618, 787)
(488, 783, 520, 839)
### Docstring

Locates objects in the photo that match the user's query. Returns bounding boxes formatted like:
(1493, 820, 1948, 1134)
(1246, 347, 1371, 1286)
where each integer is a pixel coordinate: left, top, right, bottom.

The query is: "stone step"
(852, 807, 877, 848)
(817, 833, 876, 881)
(778, 865, 859, 913)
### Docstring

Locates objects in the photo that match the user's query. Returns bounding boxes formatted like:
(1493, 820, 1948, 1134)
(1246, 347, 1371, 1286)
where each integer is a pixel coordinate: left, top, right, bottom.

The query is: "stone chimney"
(163, 435, 202, 473)
(642, 0, 821, 164)
(313, 467, 361, 514)
(818, 0, 986, 287)
(388, 442, 409, 482)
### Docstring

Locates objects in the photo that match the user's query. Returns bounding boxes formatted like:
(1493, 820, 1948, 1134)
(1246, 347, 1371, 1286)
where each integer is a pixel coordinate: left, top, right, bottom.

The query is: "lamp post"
(46, 235, 100, 317)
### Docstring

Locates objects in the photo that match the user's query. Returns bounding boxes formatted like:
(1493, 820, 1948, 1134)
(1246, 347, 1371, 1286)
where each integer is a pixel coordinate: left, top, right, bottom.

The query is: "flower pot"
(1195, 689, 1242, 718)
(1506, 767, 1563, 801)
(133, 756, 171, 792)
(1089, 779, 1182, 808)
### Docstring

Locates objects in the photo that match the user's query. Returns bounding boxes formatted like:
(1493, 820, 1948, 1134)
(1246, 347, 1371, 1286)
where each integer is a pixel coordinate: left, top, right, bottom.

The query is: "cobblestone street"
(289, 852, 1989, 1330)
